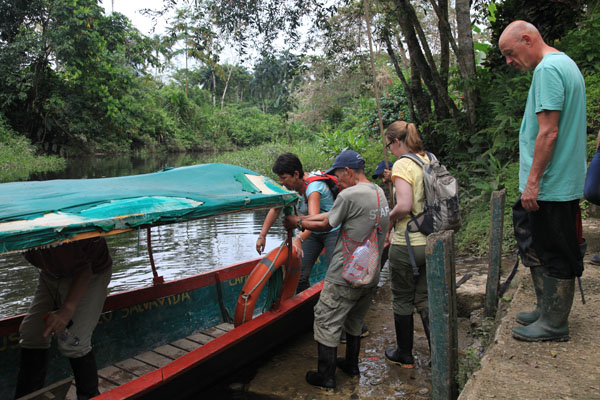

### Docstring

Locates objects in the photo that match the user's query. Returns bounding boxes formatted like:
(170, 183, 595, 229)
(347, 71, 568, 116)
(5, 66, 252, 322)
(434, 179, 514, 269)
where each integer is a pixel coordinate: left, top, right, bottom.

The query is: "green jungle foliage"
(0, 114, 65, 183)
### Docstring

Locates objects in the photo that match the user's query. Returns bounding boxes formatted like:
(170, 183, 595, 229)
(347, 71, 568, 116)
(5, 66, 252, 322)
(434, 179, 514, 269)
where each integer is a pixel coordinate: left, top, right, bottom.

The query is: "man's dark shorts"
(513, 198, 583, 279)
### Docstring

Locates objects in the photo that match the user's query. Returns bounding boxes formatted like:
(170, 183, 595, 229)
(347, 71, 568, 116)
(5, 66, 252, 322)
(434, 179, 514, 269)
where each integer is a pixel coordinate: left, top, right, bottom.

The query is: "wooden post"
(484, 189, 506, 318)
(426, 231, 458, 400)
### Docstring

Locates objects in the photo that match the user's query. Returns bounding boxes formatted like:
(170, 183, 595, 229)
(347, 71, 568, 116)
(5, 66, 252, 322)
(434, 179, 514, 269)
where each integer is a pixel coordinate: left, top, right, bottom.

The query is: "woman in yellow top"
(384, 121, 431, 368)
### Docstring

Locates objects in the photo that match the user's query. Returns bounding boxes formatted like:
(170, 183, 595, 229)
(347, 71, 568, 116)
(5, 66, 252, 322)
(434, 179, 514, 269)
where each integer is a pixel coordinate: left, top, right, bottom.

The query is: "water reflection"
(1, 153, 288, 319)
(0, 210, 288, 319)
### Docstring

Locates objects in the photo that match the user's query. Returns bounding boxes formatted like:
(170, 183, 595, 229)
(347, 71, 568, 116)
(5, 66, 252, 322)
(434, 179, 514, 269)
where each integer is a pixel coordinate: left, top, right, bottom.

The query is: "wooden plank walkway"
(21, 323, 234, 400)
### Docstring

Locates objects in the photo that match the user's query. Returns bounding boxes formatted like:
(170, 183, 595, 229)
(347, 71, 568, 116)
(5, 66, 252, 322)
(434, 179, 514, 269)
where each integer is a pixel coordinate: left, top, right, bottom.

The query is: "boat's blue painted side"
(0, 254, 327, 399)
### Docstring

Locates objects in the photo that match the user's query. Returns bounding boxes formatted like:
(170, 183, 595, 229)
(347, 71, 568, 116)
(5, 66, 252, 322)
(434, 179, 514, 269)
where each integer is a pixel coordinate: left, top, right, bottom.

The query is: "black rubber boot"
(306, 343, 336, 390)
(516, 266, 545, 326)
(385, 314, 414, 368)
(512, 274, 575, 342)
(69, 351, 100, 400)
(337, 334, 360, 376)
(15, 348, 49, 399)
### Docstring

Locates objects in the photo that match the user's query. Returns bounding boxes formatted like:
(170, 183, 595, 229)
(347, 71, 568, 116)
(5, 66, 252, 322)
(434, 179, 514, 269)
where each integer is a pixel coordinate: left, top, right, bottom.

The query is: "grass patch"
(0, 120, 66, 182)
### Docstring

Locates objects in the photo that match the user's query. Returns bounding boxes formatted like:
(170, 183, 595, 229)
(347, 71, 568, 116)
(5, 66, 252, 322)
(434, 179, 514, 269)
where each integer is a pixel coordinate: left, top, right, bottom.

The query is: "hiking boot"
(512, 274, 575, 342)
(516, 266, 545, 326)
(337, 334, 360, 377)
(306, 343, 336, 390)
(385, 314, 414, 368)
(591, 254, 600, 265)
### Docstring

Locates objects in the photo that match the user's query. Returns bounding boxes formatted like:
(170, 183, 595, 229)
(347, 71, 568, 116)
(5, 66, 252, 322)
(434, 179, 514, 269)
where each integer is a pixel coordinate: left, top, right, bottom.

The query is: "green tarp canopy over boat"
(0, 163, 298, 254)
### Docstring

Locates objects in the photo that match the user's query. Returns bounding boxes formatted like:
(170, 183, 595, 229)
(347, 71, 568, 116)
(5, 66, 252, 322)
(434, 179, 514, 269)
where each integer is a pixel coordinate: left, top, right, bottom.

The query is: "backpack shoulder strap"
(303, 173, 336, 198)
(400, 152, 425, 167)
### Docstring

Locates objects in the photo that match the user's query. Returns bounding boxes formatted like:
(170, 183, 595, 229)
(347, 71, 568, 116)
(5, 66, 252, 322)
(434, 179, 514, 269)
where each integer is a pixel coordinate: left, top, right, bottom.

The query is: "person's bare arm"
(389, 177, 413, 225)
(284, 212, 332, 233)
(256, 207, 282, 254)
(522, 110, 560, 211)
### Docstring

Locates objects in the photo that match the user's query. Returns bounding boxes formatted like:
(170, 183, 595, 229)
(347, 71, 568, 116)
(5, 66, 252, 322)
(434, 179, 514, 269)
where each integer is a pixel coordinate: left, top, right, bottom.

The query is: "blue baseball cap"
(372, 160, 393, 179)
(325, 150, 366, 175)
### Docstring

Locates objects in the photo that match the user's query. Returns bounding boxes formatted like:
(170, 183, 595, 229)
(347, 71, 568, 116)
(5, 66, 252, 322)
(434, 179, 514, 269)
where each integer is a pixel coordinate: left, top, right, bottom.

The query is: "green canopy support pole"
(485, 189, 506, 318)
(147, 227, 164, 285)
(426, 231, 458, 400)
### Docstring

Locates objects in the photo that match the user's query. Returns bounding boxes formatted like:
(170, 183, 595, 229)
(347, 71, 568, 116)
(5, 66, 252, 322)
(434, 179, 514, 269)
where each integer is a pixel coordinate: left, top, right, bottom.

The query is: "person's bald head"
(499, 21, 549, 71)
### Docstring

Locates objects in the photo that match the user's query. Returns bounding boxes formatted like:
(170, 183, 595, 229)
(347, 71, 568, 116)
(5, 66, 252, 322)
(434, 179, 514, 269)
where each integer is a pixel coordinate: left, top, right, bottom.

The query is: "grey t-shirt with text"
(326, 182, 390, 288)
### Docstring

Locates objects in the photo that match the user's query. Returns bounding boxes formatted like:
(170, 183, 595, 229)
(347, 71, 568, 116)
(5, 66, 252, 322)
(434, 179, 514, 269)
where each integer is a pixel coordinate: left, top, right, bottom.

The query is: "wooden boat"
(0, 164, 328, 399)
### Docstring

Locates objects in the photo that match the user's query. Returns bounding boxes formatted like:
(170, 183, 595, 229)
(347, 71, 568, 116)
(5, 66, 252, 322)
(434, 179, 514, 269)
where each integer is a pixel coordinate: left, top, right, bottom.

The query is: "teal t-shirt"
(519, 52, 586, 201)
(298, 173, 340, 233)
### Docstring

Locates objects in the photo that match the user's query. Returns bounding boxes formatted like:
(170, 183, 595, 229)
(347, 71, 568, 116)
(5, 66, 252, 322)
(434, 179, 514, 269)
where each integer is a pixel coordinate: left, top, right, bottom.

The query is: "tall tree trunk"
(455, 0, 478, 128)
(393, 0, 458, 121)
(382, 29, 418, 124)
(438, 0, 450, 88)
(221, 65, 234, 109)
(409, 57, 432, 127)
(211, 70, 217, 107)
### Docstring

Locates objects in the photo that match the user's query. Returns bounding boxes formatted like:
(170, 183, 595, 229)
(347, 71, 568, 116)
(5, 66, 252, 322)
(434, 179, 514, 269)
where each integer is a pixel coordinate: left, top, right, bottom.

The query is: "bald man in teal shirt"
(499, 20, 585, 343)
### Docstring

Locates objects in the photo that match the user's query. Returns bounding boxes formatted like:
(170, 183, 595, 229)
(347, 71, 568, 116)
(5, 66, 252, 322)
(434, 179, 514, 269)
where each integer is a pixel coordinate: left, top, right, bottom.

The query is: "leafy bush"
(455, 161, 520, 256)
(559, 13, 600, 75)
(222, 106, 286, 147)
(0, 114, 65, 182)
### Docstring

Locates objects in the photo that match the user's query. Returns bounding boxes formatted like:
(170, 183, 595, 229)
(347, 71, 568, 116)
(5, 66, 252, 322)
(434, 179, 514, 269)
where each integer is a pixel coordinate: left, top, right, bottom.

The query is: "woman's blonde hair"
(385, 121, 424, 153)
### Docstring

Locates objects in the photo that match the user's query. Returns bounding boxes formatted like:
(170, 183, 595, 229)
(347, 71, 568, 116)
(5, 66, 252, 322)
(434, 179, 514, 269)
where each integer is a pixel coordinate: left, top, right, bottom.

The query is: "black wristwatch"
(297, 218, 305, 232)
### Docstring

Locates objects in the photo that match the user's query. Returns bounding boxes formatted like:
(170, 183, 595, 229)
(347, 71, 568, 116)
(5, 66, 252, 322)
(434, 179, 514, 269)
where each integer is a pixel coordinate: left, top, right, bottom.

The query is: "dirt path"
(459, 218, 600, 400)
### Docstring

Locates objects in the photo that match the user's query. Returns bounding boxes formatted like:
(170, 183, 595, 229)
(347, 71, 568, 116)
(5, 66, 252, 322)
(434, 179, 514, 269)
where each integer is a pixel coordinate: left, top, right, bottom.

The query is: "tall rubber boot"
(15, 348, 49, 399)
(512, 274, 575, 342)
(306, 343, 336, 390)
(69, 351, 100, 400)
(337, 334, 360, 376)
(385, 314, 414, 368)
(516, 266, 545, 325)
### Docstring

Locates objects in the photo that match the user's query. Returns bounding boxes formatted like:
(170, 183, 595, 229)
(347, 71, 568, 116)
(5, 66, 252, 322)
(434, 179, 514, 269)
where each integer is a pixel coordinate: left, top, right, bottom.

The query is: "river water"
(0, 153, 288, 319)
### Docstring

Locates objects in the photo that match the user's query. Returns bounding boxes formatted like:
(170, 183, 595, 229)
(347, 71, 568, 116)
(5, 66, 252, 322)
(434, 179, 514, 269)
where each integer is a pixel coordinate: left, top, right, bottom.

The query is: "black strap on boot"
(69, 351, 100, 400)
(15, 348, 49, 399)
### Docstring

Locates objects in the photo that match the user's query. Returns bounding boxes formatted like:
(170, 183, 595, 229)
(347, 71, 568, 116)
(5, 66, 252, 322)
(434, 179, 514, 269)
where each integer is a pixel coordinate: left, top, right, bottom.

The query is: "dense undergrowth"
(0, 116, 65, 183)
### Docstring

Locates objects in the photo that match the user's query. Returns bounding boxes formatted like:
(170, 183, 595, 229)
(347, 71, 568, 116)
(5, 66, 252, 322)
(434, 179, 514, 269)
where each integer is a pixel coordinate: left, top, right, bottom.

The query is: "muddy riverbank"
(197, 257, 516, 399)
(197, 220, 600, 400)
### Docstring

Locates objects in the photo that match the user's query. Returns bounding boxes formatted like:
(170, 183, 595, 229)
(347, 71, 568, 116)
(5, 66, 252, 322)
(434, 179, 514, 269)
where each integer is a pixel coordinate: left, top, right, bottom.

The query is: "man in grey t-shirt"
(284, 150, 390, 390)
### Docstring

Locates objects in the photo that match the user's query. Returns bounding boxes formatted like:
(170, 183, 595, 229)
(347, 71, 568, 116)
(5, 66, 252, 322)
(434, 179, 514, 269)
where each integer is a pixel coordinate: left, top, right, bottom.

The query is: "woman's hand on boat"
(293, 237, 304, 259)
(256, 236, 266, 254)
